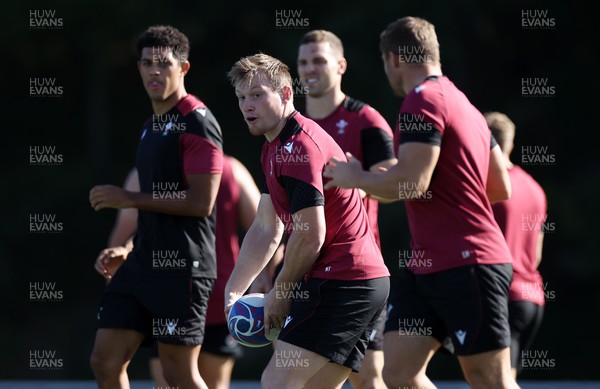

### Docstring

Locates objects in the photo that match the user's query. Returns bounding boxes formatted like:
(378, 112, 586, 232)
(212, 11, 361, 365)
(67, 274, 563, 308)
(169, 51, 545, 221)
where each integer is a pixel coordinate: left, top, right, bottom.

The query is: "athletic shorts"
(385, 264, 512, 356)
(509, 300, 544, 372)
(148, 323, 243, 359)
(96, 262, 214, 346)
(278, 277, 389, 372)
(367, 305, 386, 351)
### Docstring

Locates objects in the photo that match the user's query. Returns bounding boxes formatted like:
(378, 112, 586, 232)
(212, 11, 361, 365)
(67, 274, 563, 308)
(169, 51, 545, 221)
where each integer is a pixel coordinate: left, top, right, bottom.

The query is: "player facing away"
(89, 25, 223, 389)
(94, 155, 261, 389)
(225, 53, 390, 389)
(296, 30, 396, 389)
(485, 112, 547, 379)
(324, 17, 519, 389)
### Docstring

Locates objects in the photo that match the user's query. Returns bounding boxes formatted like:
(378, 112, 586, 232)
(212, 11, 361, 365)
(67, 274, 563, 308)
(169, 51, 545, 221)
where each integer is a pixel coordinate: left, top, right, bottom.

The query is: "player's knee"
(89, 351, 122, 379)
(382, 365, 414, 389)
(160, 365, 180, 387)
(464, 366, 512, 389)
(354, 377, 380, 389)
(261, 366, 284, 389)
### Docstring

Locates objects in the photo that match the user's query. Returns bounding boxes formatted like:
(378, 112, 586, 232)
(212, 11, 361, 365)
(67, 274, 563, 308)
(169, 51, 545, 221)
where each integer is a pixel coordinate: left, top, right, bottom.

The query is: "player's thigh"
(352, 349, 383, 378)
(382, 331, 439, 378)
(198, 352, 234, 388)
(458, 346, 513, 386)
(91, 328, 144, 366)
(262, 340, 333, 387)
(347, 349, 384, 389)
(158, 342, 201, 364)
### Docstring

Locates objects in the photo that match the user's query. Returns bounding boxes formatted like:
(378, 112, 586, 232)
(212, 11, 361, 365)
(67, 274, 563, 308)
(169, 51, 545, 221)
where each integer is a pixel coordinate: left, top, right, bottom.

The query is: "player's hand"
(89, 185, 134, 211)
(323, 152, 364, 190)
(263, 288, 291, 336)
(224, 290, 243, 318)
(248, 271, 273, 294)
(94, 246, 129, 280)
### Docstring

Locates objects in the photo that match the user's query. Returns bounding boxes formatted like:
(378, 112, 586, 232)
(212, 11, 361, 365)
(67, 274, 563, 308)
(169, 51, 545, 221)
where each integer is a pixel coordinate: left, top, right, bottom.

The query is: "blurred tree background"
(2, 0, 598, 381)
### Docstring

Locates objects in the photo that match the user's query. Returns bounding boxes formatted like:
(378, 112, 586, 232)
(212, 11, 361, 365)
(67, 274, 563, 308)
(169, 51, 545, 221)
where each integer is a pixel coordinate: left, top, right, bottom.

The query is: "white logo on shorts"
(455, 329, 467, 345)
(166, 321, 177, 335)
(284, 315, 293, 328)
(369, 329, 377, 341)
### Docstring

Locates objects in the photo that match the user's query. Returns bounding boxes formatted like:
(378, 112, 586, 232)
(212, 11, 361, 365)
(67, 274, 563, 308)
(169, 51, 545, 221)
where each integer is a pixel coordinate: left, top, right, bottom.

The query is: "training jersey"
(261, 111, 389, 281)
(395, 76, 512, 274)
(493, 166, 547, 306)
(309, 96, 395, 250)
(130, 94, 223, 278)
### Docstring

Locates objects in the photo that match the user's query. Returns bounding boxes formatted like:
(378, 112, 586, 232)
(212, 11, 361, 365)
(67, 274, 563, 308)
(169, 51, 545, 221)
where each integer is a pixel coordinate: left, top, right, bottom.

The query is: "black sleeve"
(398, 113, 442, 146)
(361, 127, 395, 170)
(278, 175, 324, 214)
(490, 133, 498, 149)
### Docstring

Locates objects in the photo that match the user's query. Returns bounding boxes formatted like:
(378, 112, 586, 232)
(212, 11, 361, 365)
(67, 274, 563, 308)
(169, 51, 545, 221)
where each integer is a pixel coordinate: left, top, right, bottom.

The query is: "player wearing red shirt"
(324, 17, 518, 389)
(297, 30, 396, 389)
(487, 112, 547, 379)
(225, 53, 389, 389)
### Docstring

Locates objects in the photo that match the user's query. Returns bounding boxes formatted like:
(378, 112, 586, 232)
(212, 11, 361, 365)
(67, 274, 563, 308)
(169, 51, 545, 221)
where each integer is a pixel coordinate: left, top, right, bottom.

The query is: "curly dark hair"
(136, 25, 190, 62)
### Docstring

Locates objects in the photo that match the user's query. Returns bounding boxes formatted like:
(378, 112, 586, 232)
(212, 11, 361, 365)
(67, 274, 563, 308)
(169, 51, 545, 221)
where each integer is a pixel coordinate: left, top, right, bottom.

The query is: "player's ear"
(338, 57, 348, 75)
(390, 51, 401, 68)
(280, 85, 293, 104)
(180, 60, 190, 75)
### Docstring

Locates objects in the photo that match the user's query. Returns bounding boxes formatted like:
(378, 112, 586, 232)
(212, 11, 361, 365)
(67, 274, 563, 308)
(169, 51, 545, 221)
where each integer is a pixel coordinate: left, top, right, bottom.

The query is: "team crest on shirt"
(336, 119, 348, 134)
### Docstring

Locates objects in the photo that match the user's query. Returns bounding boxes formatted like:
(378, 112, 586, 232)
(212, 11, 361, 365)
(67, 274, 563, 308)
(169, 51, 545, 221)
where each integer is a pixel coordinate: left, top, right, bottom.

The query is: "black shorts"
(367, 305, 386, 351)
(148, 323, 243, 359)
(509, 300, 544, 372)
(96, 262, 214, 346)
(385, 264, 512, 356)
(278, 277, 389, 372)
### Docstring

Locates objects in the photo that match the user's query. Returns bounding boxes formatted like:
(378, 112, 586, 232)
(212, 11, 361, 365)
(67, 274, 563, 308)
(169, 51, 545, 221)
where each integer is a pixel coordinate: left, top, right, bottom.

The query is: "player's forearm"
(226, 223, 284, 296)
(128, 191, 215, 217)
(274, 230, 322, 286)
(355, 169, 403, 200)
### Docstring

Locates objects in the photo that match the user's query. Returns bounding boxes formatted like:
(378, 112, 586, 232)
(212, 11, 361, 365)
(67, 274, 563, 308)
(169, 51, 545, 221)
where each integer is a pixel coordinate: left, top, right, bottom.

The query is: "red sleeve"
(180, 133, 223, 175)
(401, 85, 446, 134)
(279, 139, 325, 195)
(361, 106, 394, 138)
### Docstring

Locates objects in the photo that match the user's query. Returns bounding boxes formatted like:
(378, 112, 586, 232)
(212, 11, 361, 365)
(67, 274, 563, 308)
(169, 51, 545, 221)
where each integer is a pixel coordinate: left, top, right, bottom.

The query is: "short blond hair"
(380, 16, 440, 65)
(227, 53, 292, 91)
(484, 111, 516, 152)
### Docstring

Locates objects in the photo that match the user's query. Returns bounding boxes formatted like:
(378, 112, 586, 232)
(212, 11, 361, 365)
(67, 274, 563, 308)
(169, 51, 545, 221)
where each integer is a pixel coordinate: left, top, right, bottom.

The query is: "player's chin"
(246, 122, 264, 136)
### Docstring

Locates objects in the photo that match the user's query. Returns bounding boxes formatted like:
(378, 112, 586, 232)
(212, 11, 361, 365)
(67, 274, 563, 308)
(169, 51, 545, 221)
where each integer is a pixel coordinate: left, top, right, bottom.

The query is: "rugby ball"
(227, 293, 280, 347)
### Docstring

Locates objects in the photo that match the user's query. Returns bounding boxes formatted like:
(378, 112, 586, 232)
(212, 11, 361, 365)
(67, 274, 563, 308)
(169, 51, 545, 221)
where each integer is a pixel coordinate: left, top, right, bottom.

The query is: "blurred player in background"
(486, 111, 547, 379)
(95, 155, 262, 389)
(324, 17, 519, 389)
(225, 53, 390, 389)
(297, 29, 396, 389)
(89, 25, 223, 389)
